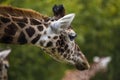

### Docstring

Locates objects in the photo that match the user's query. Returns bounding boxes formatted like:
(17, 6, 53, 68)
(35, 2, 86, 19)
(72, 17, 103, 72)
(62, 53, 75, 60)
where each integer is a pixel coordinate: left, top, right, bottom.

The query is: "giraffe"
(0, 6, 90, 70)
(0, 49, 11, 80)
(62, 56, 111, 80)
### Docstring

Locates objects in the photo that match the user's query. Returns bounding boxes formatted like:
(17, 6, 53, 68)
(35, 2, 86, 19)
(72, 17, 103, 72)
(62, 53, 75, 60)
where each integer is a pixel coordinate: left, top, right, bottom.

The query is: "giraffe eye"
(68, 34, 77, 41)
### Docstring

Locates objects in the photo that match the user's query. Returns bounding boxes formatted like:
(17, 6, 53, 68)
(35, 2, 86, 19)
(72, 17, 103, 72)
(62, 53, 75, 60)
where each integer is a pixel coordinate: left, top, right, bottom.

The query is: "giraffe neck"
(0, 60, 8, 80)
(0, 14, 50, 44)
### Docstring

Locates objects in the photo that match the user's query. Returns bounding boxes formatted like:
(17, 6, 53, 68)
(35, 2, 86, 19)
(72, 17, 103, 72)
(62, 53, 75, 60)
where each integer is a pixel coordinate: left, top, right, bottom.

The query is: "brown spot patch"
(4, 23, 18, 35)
(4, 76, 7, 79)
(30, 18, 41, 25)
(51, 48, 56, 53)
(37, 25, 44, 31)
(57, 47, 65, 53)
(65, 45, 68, 50)
(57, 39, 65, 47)
(46, 41, 53, 47)
(31, 34, 41, 44)
(0, 16, 10, 23)
(53, 36, 58, 39)
(56, 40, 60, 46)
(63, 54, 67, 58)
(48, 36, 51, 38)
(17, 22, 26, 28)
(26, 27, 35, 37)
(17, 32, 27, 44)
(67, 49, 70, 53)
(44, 31, 47, 34)
(0, 35, 13, 43)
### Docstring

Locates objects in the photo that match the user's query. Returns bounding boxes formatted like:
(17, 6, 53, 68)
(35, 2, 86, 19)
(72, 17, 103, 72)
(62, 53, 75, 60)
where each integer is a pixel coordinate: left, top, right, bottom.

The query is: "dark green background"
(0, 0, 120, 80)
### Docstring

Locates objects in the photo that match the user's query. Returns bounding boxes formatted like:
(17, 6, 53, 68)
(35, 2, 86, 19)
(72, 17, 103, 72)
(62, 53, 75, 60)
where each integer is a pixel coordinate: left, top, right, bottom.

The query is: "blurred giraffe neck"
(87, 63, 103, 77)
(62, 56, 111, 80)
(0, 49, 11, 80)
(0, 60, 8, 80)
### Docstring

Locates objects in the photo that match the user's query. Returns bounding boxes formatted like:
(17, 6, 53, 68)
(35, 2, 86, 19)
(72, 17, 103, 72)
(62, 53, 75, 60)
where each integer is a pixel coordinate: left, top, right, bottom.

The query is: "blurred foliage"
(0, 0, 120, 80)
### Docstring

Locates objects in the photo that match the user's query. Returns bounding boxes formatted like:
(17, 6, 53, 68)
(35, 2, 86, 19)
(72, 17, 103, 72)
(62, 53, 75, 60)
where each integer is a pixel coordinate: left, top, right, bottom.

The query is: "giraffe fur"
(0, 6, 90, 70)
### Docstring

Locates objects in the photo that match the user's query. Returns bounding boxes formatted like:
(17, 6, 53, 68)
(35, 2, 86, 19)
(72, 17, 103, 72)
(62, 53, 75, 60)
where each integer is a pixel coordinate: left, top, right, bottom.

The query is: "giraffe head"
(36, 13, 90, 70)
(93, 56, 111, 70)
(0, 49, 11, 69)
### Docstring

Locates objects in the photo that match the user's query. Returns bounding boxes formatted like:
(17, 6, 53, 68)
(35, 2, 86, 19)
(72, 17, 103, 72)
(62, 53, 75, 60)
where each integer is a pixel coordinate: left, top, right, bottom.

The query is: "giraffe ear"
(0, 49, 11, 59)
(51, 13, 75, 33)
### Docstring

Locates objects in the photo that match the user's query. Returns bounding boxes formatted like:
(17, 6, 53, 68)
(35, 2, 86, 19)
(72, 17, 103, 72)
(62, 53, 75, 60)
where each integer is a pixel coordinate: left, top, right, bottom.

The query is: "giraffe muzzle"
(75, 61, 90, 71)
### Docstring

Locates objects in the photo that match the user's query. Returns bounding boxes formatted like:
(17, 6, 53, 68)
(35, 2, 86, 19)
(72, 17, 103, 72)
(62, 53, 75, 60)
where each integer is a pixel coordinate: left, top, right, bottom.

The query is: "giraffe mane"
(0, 6, 48, 19)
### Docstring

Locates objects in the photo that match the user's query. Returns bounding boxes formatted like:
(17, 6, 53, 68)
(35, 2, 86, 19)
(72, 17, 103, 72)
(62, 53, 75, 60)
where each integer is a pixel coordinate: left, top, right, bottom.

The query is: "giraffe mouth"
(75, 62, 90, 71)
